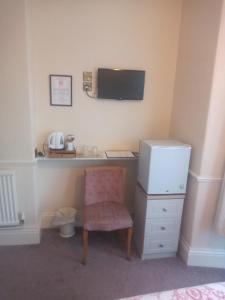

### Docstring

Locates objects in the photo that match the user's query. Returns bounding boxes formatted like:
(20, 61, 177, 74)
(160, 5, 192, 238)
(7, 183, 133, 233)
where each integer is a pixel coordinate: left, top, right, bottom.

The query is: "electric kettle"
(48, 132, 64, 150)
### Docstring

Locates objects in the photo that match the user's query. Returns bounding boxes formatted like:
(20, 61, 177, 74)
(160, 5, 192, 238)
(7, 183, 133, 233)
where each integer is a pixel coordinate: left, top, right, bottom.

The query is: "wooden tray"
(47, 149, 76, 158)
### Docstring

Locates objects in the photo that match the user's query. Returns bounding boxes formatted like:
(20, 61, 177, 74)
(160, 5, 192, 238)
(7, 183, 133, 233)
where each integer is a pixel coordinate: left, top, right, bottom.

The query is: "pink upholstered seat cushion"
(84, 167, 124, 205)
(84, 202, 133, 231)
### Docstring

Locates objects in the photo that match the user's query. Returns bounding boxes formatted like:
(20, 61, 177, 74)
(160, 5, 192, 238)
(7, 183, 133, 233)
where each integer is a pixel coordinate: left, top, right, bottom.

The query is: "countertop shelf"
(36, 152, 138, 161)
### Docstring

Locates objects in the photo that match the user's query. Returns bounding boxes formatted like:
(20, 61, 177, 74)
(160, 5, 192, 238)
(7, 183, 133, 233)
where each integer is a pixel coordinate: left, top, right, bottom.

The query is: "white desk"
(36, 153, 137, 228)
(36, 152, 137, 161)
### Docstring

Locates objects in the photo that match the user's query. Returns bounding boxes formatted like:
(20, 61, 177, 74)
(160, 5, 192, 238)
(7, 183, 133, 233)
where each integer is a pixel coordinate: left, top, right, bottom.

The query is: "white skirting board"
(179, 236, 225, 269)
(0, 225, 40, 245)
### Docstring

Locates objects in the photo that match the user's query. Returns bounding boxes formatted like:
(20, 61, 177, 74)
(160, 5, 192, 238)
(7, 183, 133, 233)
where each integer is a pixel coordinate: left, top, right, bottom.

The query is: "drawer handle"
(160, 226, 166, 230)
(159, 244, 164, 248)
(162, 208, 167, 212)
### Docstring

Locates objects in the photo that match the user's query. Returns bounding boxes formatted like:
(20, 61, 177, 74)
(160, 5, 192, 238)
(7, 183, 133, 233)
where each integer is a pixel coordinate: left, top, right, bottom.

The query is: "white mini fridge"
(135, 140, 191, 260)
(138, 140, 191, 195)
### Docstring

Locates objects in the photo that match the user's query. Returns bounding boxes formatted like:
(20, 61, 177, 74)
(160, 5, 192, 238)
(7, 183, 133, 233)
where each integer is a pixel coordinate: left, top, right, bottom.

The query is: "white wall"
(170, 0, 223, 175)
(0, 0, 34, 161)
(0, 0, 40, 245)
(201, 0, 225, 179)
(28, 0, 183, 151)
(26, 0, 184, 230)
(190, 0, 225, 249)
(3, 0, 224, 261)
(170, 0, 225, 267)
(0, 0, 183, 243)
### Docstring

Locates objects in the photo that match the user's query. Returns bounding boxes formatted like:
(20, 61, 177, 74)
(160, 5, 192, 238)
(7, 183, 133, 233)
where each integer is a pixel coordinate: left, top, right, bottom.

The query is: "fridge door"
(138, 140, 191, 195)
(148, 146, 191, 194)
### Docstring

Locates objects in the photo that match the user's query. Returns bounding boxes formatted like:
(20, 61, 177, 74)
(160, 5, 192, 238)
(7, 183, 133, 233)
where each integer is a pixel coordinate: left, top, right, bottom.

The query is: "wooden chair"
(81, 166, 133, 265)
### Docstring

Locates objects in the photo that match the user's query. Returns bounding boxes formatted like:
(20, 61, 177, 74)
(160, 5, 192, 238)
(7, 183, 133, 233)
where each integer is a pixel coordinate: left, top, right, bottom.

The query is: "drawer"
(146, 199, 183, 219)
(143, 237, 179, 253)
(145, 218, 179, 237)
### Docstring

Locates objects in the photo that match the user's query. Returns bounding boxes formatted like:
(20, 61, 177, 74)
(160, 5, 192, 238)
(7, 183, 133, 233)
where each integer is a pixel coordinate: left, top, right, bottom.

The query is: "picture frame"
(50, 74, 72, 106)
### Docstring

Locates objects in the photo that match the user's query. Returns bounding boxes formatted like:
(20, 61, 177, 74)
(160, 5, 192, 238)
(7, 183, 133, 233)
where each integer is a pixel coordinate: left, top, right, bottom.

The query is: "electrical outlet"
(18, 212, 25, 223)
(83, 82, 92, 91)
(83, 71, 92, 92)
(83, 71, 92, 82)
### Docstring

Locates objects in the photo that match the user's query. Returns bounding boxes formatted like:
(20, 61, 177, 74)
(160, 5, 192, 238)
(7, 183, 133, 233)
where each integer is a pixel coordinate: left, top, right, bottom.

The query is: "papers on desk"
(105, 151, 135, 158)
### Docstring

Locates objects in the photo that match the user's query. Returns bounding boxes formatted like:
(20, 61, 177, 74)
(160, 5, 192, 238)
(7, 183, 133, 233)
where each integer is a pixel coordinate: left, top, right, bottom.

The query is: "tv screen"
(97, 68, 145, 100)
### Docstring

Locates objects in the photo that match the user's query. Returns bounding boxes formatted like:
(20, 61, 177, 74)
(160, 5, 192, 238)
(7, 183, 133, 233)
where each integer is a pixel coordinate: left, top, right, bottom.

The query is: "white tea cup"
(66, 142, 74, 151)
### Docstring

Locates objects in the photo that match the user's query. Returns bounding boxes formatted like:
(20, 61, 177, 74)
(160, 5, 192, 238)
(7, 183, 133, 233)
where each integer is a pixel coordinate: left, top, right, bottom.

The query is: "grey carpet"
(0, 230, 225, 300)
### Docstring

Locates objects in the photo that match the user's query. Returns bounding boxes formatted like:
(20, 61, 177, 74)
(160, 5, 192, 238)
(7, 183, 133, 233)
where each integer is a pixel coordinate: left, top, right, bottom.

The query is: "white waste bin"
(52, 207, 77, 238)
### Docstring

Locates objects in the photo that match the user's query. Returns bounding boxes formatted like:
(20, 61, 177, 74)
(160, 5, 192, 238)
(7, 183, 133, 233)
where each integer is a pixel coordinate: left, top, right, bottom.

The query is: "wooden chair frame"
(81, 166, 133, 265)
(82, 227, 133, 265)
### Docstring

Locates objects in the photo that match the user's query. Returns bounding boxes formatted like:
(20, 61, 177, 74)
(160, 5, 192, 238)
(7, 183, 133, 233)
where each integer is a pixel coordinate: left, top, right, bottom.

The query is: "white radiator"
(0, 171, 21, 227)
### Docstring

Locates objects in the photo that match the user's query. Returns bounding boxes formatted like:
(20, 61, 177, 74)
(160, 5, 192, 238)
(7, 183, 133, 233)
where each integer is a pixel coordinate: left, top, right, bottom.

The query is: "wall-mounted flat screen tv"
(97, 68, 145, 100)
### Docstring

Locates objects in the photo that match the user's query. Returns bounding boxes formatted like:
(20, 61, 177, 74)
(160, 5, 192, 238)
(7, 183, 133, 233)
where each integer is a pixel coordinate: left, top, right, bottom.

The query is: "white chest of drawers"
(134, 185, 184, 260)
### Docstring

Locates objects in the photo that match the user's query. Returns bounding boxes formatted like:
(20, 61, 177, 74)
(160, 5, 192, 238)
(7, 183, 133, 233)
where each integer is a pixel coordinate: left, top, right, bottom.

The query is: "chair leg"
(81, 229, 88, 265)
(127, 227, 133, 260)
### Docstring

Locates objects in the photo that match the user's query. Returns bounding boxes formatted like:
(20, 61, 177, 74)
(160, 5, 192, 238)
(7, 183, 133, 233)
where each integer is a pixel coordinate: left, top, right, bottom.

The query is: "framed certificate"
(50, 75, 72, 106)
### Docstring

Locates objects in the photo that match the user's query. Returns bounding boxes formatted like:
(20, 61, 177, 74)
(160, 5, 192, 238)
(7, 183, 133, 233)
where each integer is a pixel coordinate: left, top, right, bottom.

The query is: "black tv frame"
(97, 68, 145, 101)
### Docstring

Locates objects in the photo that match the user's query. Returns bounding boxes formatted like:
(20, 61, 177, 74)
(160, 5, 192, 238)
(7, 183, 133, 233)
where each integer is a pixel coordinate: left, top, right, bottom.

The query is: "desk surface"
(36, 151, 138, 161)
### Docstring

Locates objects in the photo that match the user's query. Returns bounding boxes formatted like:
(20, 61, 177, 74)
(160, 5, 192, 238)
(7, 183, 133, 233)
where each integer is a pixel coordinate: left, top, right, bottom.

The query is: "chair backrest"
(84, 166, 126, 206)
